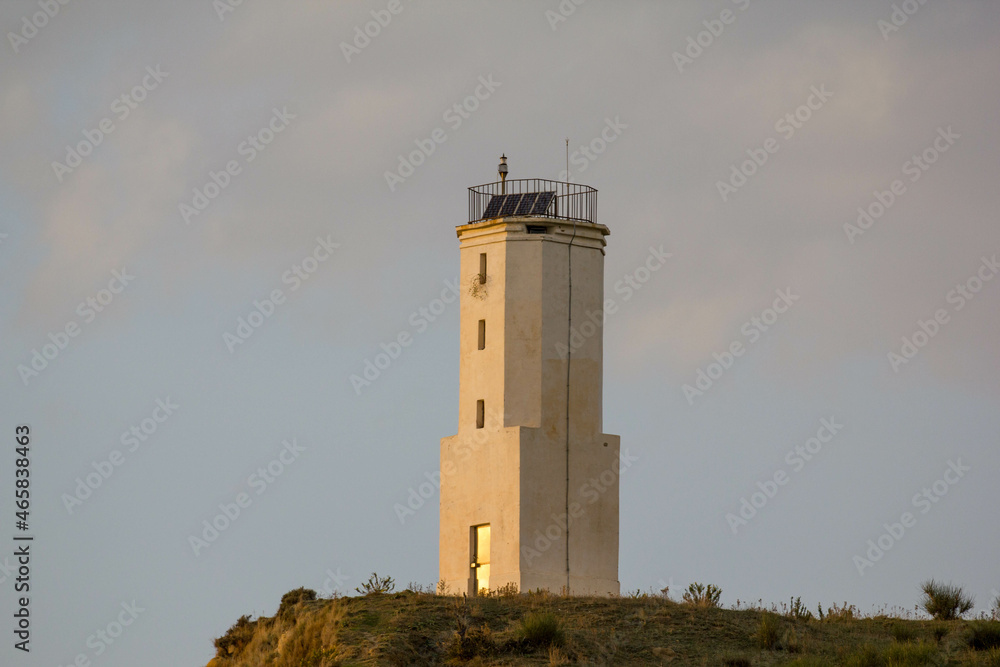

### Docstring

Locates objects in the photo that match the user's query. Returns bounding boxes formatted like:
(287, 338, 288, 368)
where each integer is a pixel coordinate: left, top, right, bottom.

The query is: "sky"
(1, 1, 999, 665)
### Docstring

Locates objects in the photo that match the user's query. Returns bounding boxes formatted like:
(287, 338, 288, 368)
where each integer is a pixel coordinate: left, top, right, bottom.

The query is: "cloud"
(17, 114, 193, 326)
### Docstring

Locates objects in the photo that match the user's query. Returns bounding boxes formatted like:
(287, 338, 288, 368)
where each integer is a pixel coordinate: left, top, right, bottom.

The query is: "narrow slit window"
(477, 320, 486, 350)
(479, 253, 487, 284)
(476, 400, 484, 429)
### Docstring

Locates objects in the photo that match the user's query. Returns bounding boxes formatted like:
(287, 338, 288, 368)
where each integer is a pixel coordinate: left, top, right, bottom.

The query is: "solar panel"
(514, 192, 539, 216)
(481, 195, 504, 219)
(480, 191, 557, 220)
(498, 193, 523, 217)
(531, 191, 555, 215)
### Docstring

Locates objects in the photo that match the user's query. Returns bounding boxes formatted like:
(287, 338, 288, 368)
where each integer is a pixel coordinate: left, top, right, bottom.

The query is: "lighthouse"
(439, 157, 621, 596)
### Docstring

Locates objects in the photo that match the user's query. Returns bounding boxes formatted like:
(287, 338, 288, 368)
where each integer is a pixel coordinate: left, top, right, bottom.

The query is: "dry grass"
(209, 589, 1000, 666)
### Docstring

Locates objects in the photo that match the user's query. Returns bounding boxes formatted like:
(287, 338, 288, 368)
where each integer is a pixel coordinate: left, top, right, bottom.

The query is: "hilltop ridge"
(205, 586, 1000, 666)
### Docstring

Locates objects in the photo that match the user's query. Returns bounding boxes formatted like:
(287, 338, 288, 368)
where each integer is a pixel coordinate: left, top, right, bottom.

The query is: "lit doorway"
(471, 524, 490, 595)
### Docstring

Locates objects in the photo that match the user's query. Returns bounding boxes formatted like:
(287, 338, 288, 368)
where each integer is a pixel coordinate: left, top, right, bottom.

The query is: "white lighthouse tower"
(439, 157, 621, 596)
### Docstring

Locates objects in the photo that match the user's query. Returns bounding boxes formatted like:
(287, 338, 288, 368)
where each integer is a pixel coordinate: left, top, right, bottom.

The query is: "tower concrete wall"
(440, 215, 619, 596)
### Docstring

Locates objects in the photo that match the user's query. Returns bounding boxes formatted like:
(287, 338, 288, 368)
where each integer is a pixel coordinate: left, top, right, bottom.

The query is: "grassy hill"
(206, 586, 1000, 666)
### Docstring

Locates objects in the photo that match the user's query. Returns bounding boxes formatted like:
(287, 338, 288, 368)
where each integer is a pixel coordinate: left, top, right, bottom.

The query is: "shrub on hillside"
(449, 623, 497, 660)
(404, 581, 430, 594)
(789, 596, 814, 621)
(486, 581, 519, 598)
(757, 612, 780, 650)
(891, 622, 918, 643)
(355, 572, 395, 595)
(447, 606, 498, 662)
(882, 639, 937, 664)
(845, 640, 937, 666)
(968, 621, 1000, 651)
(271, 602, 344, 667)
(920, 580, 974, 620)
(214, 614, 257, 658)
(278, 587, 317, 622)
(821, 602, 858, 622)
(517, 612, 565, 649)
(682, 582, 722, 608)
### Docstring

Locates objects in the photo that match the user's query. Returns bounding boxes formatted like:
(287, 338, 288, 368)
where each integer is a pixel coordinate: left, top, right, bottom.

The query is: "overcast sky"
(2, 1, 1000, 665)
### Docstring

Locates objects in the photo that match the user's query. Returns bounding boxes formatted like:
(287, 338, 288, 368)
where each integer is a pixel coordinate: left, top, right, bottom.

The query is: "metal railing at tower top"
(467, 178, 597, 225)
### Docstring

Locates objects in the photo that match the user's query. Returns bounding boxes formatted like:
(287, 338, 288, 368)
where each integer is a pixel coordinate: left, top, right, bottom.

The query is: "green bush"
(892, 622, 918, 642)
(517, 612, 565, 649)
(682, 582, 722, 608)
(969, 621, 1000, 651)
(214, 614, 257, 658)
(883, 639, 937, 665)
(845, 640, 937, 667)
(354, 572, 395, 595)
(486, 581, 519, 598)
(789, 596, 814, 620)
(822, 602, 858, 622)
(277, 587, 317, 622)
(447, 622, 497, 660)
(920, 580, 974, 620)
(845, 644, 883, 667)
(757, 612, 780, 650)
